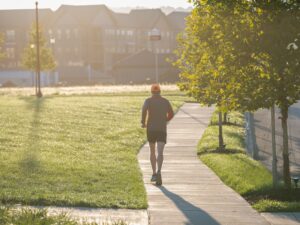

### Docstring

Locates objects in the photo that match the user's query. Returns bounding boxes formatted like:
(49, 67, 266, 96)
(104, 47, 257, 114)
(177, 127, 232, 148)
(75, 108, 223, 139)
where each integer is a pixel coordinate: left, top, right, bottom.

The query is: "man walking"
(141, 84, 174, 185)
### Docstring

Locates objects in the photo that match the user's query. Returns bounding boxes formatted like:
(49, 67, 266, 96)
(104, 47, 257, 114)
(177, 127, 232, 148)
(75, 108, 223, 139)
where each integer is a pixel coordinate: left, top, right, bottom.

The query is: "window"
(66, 48, 71, 54)
(57, 47, 62, 54)
(57, 29, 62, 40)
(127, 30, 133, 36)
(6, 47, 15, 58)
(73, 28, 79, 39)
(65, 29, 71, 39)
(6, 30, 15, 42)
(74, 48, 79, 56)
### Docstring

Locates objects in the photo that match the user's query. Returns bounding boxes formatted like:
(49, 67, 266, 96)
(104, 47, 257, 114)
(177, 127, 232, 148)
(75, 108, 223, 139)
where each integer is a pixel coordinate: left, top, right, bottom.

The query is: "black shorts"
(147, 130, 167, 144)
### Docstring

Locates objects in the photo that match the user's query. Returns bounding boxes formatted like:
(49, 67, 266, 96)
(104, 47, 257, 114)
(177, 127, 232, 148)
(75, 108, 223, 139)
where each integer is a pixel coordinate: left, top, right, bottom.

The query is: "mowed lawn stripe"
(0, 93, 186, 208)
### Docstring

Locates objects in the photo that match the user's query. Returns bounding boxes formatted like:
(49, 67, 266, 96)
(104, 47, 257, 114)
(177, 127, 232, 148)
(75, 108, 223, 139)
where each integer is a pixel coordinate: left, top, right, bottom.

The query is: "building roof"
(167, 11, 189, 30)
(0, 9, 53, 29)
(0, 6, 188, 31)
(49, 4, 117, 27)
(128, 9, 167, 29)
(114, 50, 171, 68)
(113, 13, 133, 27)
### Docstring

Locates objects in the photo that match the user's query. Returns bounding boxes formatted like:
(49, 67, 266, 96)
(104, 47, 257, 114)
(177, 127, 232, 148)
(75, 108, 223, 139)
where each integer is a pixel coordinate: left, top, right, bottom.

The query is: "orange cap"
(151, 84, 161, 93)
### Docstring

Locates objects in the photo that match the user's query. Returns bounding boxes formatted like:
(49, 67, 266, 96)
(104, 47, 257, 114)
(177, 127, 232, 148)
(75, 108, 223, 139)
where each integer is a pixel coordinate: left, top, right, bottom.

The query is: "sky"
(0, 0, 192, 10)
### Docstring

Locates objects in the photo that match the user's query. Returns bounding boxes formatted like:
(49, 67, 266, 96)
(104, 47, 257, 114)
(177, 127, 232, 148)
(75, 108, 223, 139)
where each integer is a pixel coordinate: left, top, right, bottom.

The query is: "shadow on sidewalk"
(179, 108, 211, 127)
(158, 186, 220, 225)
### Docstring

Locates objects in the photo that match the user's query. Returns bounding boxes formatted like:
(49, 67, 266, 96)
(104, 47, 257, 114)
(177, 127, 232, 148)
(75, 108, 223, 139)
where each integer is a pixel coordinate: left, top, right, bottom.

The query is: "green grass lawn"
(198, 111, 300, 212)
(0, 91, 187, 209)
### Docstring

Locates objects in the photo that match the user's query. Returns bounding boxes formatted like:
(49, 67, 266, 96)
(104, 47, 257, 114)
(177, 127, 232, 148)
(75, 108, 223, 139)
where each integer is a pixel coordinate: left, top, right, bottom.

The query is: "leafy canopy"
(22, 24, 56, 71)
(0, 33, 5, 61)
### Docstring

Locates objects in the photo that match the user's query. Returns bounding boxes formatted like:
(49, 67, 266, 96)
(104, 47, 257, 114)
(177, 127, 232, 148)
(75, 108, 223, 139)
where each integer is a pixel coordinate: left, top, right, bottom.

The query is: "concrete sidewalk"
(138, 103, 270, 225)
(262, 212, 300, 225)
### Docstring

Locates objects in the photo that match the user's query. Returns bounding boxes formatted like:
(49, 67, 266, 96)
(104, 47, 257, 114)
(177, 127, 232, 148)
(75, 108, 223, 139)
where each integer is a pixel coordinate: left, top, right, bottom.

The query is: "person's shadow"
(157, 186, 221, 225)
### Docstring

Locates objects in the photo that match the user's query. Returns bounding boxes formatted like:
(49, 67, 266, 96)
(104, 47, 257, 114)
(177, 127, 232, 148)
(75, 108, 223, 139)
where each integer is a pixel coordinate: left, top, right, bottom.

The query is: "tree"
(179, 0, 300, 189)
(0, 33, 6, 61)
(234, 1, 300, 189)
(173, 1, 257, 151)
(254, 1, 300, 189)
(21, 24, 56, 73)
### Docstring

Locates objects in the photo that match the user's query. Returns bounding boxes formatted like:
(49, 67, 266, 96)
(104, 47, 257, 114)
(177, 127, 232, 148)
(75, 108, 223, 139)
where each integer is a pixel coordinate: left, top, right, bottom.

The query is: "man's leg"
(149, 142, 156, 175)
(156, 141, 165, 185)
(157, 141, 165, 173)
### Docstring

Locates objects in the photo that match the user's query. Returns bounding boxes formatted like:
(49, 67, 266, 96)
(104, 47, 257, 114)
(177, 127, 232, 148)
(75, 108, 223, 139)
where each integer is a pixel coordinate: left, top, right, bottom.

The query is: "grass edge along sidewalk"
(197, 111, 300, 212)
(0, 206, 129, 225)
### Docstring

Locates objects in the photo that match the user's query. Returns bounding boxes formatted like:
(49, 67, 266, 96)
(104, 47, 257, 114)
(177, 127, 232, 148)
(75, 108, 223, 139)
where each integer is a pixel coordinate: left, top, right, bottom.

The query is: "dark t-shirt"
(141, 95, 174, 132)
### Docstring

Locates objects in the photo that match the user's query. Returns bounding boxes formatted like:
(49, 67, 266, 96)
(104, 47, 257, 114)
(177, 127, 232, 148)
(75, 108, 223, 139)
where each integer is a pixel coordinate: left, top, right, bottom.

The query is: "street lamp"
(50, 37, 56, 85)
(149, 28, 161, 83)
(50, 37, 55, 45)
(35, 1, 42, 97)
(30, 44, 37, 92)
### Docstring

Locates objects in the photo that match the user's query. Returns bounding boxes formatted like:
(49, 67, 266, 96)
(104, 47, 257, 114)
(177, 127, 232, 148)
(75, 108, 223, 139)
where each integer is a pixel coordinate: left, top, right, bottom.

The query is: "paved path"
(262, 212, 300, 225)
(138, 103, 270, 225)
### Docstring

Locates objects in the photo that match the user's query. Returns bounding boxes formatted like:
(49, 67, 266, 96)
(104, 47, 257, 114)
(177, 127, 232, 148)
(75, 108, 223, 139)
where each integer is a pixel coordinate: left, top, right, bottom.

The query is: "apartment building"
(0, 5, 189, 85)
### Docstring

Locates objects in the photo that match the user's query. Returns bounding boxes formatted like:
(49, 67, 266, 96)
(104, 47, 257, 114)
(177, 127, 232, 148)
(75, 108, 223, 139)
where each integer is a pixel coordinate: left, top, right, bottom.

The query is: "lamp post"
(30, 44, 37, 93)
(149, 28, 161, 83)
(50, 37, 56, 84)
(35, 1, 42, 97)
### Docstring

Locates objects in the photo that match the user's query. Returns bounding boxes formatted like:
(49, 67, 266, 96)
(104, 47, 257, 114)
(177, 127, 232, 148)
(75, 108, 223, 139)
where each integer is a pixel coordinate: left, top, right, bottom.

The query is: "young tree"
(173, 1, 257, 151)
(255, 1, 300, 189)
(0, 33, 6, 61)
(21, 24, 56, 73)
(235, 1, 300, 189)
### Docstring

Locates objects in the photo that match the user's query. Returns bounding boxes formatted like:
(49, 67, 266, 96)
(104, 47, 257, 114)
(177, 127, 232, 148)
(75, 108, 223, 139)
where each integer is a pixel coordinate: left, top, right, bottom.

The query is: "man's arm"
(141, 99, 148, 128)
(167, 101, 174, 121)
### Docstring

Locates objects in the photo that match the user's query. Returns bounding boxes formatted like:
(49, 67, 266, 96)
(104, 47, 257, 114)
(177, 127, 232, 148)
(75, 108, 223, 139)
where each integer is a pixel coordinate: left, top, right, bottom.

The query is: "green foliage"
(0, 206, 77, 225)
(21, 24, 56, 71)
(173, 1, 261, 112)
(254, 200, 300, 212)
(175, 0, 300, 111)
(0, 33, 6, 61)
(256, 3, 300, 110)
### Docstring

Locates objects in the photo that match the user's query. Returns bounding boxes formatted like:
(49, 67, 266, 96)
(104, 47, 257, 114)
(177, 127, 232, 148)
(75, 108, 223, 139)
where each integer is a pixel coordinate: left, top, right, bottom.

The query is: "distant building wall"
(0, 6, 189, 85)
(0, 70, 58, 87)
(113, 67, 170, 84)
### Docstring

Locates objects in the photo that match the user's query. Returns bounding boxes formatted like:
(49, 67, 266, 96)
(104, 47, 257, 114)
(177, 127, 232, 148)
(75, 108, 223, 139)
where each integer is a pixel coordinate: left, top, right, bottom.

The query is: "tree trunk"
(249, 112, 259, 160)
(218, 111, 225, 151)
(271, 105, 278, 188)
(223, 112, 228, 124)
(281, 106, 291, 190)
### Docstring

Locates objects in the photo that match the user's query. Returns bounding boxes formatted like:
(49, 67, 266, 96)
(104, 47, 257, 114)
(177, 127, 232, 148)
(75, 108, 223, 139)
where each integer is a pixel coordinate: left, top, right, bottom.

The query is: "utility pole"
(35, 1, 42, 98)
(149, 28, 161, 83)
